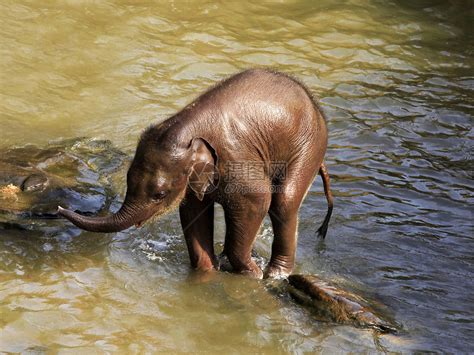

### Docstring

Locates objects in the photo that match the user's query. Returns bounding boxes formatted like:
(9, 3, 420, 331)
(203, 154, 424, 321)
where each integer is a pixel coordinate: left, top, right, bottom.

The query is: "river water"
(1, 0, 473, 353)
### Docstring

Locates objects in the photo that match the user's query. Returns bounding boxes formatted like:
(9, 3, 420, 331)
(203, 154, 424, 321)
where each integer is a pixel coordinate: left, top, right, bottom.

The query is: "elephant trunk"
(57, 199, 148, 233)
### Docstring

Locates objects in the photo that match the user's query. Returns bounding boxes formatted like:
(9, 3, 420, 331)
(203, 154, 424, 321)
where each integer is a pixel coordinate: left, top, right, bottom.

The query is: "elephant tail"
(316, 162, 333, 239)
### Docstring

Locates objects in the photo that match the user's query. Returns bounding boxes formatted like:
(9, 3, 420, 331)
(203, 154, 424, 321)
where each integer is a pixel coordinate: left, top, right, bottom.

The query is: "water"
(1, 0, 473, 352)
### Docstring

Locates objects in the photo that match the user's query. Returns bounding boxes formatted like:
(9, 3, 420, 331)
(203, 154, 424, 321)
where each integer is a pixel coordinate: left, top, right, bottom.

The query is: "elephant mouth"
(135, 220, 146, 228)
(134, 207, 159, 228)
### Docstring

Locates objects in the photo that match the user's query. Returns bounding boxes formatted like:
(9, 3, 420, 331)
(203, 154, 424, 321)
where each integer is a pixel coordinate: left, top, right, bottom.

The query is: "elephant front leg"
(179, 194, 216, 272)
(223, 195, 271, 279)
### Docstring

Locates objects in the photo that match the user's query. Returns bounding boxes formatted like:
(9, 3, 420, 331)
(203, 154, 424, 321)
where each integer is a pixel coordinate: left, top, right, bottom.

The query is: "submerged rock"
(288, 274, 397, 333)
(0, 137, 127, 227)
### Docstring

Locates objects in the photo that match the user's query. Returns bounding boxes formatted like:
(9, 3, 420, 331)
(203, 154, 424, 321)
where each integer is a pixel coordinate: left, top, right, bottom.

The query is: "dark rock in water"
(21, 173, 49, 192)
(288, 274, 397, 333)
(0, 138, 127, 228)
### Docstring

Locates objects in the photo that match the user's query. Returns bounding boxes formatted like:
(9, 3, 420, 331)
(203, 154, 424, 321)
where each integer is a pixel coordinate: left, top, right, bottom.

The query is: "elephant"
(59, 69, 334, 279)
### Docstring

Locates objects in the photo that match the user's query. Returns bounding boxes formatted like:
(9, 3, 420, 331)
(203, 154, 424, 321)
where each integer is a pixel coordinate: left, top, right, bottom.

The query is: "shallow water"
(1, 0, 473, 352)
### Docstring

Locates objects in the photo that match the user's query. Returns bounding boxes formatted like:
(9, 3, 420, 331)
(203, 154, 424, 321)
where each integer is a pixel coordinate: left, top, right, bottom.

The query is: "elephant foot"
(264, 264, 292, 279)
(194, 263, 216, 273)
(188, 268, 218, 284)
(218, 252, 263, 279)
(242, 267, 263, 280)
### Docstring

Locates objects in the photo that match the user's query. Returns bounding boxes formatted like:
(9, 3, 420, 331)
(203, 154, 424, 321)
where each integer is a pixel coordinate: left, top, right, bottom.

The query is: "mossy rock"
(0, 138, 127, 227)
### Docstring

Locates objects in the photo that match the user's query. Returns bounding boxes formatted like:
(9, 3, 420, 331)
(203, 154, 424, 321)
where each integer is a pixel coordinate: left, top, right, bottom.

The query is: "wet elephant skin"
(59, 69, 334, 279)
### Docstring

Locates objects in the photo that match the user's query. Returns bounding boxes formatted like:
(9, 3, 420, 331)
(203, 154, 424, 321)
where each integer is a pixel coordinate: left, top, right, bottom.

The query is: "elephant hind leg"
(266, 203, 298, 279)
(265, 160, 320, 278)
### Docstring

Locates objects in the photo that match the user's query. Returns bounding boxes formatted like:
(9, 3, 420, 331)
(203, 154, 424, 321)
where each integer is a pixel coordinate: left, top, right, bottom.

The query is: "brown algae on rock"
(0, 184, 21, 199)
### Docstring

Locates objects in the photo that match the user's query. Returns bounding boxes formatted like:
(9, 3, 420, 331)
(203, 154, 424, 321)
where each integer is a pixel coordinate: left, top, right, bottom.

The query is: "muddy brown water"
(1, 0, 473, 352)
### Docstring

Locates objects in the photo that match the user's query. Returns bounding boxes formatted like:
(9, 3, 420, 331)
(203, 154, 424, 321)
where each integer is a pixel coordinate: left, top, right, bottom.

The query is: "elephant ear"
(187, 138, 218, 201)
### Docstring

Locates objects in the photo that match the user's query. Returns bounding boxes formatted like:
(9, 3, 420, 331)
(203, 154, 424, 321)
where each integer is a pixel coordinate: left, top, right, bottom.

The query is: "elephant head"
(58, 125, 218, 233)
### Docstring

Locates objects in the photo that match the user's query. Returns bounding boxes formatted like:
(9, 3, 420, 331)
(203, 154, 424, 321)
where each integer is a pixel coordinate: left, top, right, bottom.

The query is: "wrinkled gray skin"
(59, 69, 334, 279)
(288, 274, 397, 333)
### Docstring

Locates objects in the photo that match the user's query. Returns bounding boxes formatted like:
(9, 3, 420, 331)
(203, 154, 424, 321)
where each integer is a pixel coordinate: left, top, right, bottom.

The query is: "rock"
(21, 173, 49, 192)
(288, 274, 397, 333)
(0, 137, 127, 227)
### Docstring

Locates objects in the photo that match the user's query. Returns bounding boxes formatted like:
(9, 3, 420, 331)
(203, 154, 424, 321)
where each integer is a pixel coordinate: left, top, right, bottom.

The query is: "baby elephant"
(59, 69, 333, 279)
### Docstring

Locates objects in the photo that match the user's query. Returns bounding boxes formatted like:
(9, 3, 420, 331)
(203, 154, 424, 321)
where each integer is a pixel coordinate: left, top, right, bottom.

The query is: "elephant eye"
(152, 191, 167, 202)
